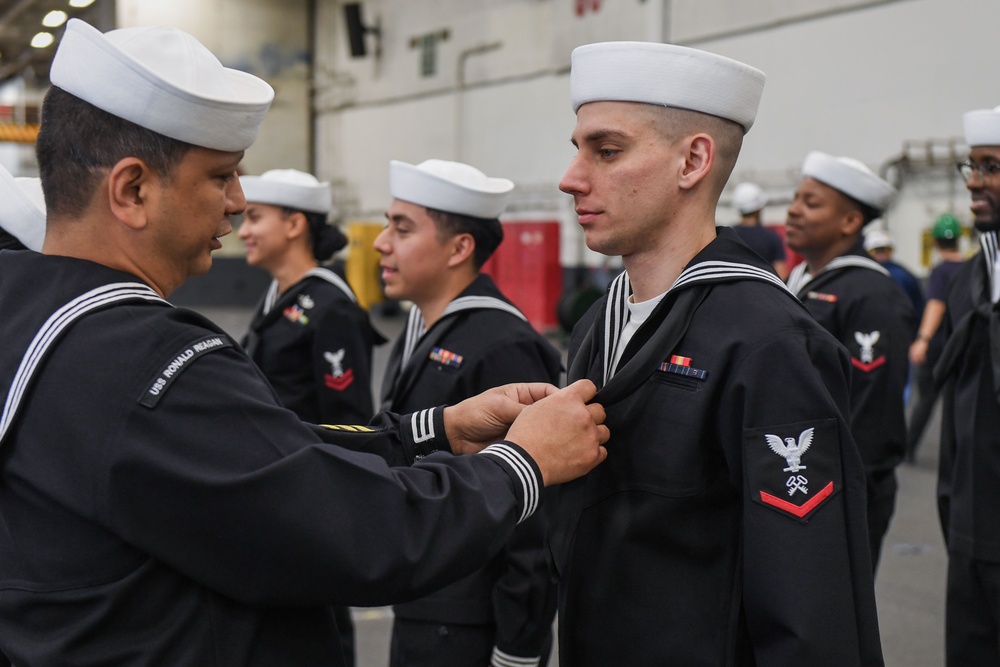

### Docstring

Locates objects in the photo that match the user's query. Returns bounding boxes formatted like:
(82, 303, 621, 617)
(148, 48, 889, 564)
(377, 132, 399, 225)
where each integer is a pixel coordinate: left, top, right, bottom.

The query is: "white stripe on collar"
(400, 296, 527, 367)
(673, 260, 794, 294)
(262, 267, 356, 314)
(1, 283, 166, 443)
(979, 231, 999, 303)
(787, 254, 889, 295)
(602, 271, 631, 384)
(601, 261, 790, 384)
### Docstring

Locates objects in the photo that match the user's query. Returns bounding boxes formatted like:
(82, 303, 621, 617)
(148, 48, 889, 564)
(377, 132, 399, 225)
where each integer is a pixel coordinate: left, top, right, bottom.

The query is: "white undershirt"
(610, 290, 668, 376)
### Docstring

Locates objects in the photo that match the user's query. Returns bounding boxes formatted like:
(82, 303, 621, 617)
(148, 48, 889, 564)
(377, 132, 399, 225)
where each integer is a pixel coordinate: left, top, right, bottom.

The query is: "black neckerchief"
(569, 228, 796, 407)
(935, 232, 999, 396)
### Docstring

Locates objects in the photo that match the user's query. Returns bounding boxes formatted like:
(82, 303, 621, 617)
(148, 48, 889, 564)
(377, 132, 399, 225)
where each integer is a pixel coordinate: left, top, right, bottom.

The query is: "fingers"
(561, 378, 598, 403)
(586, 401, 606, 426)
(516, 382, 560, 404)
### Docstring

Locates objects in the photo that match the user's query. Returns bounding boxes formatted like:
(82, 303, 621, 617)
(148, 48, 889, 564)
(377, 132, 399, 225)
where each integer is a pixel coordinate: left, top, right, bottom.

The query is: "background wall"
(313, 0, 998, 273)
(119, 0, 313, 178)
(1, 0, 992, 275)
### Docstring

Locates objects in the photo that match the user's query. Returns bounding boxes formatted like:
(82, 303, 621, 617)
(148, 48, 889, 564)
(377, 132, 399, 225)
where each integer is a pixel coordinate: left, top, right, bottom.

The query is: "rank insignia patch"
(429, 347, 463, 369)
(283, 304, 310, 326)
(745, 418, 841, 522)
(806, 291, 838, 303)
(323, 349, 354, 391)
(851, 330, 886, 372)
(657, 354, 708, 380)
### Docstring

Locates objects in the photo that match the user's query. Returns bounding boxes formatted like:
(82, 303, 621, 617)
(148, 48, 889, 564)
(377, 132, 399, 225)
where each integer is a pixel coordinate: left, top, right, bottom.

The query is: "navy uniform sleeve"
(838, 280, 916, 470)
(310, 300, 377, 425)
(311, 406, 451, 466)
(718, 326, 883, 666)
(104, 335, 543, 609)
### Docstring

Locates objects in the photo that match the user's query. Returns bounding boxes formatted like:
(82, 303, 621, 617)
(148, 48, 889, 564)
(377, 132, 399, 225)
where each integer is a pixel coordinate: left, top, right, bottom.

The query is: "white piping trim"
(262, 267, 357, 315)
(400, 296, 526, 368)
(0, 283, 166, 442)
(481, 443, 539, 523)
(410, 408, 436, 444)
(788, 254, 890, 295)
(491, 647, 541, 667)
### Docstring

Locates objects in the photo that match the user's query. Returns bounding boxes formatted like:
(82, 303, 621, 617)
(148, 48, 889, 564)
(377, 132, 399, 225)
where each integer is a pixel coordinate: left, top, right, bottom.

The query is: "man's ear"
(447, 233, 476, 268)
(677, 133, 715, 191)
(107, 157, 155, 231)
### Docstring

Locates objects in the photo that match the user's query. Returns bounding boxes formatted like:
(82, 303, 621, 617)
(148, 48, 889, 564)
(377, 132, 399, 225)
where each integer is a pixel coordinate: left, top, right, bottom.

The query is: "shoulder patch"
(138, 335, 233, 408)
(322, 348, 355, 391)
(745, 418, 842, 522)
(851, 330, 886, 372)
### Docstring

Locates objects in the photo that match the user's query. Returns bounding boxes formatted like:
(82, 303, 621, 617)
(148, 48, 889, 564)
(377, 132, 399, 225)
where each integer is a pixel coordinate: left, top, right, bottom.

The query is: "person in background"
(731, 181, 788, 279)
(239, 169, 383, 427)
(0, 19, 608, 666)
(864, 227, 926, 319)
(376, 158, 561, 667)
(0, 163, 45, 667)
(935, 104, 1000, 667)
(553, 41, 882, 665)
(905, 213, 965, 462)
(786, 151, 917, 571)
(0, 163, 45, 251)
(238, 168, 386, 664)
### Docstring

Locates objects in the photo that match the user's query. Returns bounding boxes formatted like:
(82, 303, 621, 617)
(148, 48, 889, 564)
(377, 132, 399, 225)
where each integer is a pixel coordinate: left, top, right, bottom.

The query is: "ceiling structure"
(0, 0, 107, 87)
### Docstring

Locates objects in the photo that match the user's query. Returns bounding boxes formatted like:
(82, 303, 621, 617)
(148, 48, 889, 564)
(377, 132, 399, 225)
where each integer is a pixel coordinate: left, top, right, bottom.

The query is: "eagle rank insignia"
(745, 419, 841, 522)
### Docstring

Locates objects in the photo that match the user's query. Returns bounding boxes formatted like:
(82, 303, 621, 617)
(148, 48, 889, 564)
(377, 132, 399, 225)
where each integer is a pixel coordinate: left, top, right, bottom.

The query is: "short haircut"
(645, 105, 745, 196)
(425, 207, 504, 270)
(842, 194, 882, 227)
(36, 86, 193, 219)
(935, 237, 959, 251)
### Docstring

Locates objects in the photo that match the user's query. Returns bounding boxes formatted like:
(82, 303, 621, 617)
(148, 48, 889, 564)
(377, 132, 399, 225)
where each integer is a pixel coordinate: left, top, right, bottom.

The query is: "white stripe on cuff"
(411, 408, 435, 444)
(481, 443, 539, 523)
(491, 646, 541, 667)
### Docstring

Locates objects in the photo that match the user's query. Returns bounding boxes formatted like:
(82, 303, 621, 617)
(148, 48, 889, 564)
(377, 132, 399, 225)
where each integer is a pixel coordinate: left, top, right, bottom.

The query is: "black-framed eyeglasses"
(957, 159, 1000, 181)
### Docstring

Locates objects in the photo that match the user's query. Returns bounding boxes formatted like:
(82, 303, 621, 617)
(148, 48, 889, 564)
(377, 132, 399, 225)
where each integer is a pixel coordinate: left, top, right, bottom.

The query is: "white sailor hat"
(801, 151, 896, 213)
(49, 19, 274, 152)
(0, 164, 45, 252)
(863, 228, 894, 252)
(569, 41, 766, 133)
(963, 105, 1000, 147)
(732, 182, 768, 215)
(389, 159, 514, 219)
(241, 169, 332, 215)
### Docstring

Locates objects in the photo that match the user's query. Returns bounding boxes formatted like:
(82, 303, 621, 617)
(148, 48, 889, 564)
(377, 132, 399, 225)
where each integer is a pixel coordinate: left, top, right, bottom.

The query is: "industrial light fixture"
(30, 32, 54, 49)
(69, 0, 96, 7)
(42, 10, 68, 28)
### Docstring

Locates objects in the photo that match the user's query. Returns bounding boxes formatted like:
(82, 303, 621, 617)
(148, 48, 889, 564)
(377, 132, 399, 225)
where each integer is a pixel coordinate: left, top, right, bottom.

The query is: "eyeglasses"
(957, 159, 1000, 181)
